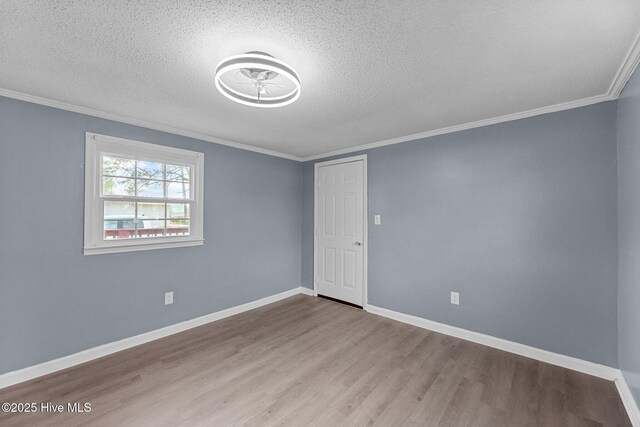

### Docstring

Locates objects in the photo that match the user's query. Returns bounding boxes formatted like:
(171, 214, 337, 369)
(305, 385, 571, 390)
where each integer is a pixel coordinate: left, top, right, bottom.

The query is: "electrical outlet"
(450, 291, 460, 305)
(165, 291, 174, 305)
(374, 214, 381, 225)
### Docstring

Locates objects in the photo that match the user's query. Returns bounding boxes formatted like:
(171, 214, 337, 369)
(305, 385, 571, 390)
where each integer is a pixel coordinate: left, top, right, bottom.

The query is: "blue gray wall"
(0, 96, 303, 374)
(0, 93, 627, 376)
(302, 102, 619, 367)
(617, 66, 640, 406)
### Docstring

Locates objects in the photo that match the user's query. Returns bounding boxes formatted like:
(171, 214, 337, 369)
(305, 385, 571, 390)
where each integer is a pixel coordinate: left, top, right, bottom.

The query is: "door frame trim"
(313, 154, 368, 309)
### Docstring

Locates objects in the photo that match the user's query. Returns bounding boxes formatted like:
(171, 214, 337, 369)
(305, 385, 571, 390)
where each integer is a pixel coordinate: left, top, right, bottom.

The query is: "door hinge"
(315, 228, 319, 236)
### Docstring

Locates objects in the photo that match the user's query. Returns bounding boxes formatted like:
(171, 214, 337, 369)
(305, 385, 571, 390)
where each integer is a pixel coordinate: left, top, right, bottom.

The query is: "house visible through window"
(102, 157, 191, 239)
(84, 133, 204, 255)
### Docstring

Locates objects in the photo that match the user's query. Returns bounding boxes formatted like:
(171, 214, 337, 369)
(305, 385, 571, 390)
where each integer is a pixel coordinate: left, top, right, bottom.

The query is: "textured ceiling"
(1, 1, 639, 159)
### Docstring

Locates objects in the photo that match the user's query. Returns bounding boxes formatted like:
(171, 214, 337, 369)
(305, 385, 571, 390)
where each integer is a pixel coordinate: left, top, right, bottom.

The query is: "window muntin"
(100, 156, 192, 240)
(84, 133, 203, 255)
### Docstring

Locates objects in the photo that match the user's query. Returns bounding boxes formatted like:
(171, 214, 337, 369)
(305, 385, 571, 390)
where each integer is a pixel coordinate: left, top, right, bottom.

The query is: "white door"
(315, 158, 365, 306)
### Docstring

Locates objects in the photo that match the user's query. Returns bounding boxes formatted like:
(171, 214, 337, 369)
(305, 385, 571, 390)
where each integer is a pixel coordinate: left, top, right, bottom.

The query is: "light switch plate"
(374, 214, 381, 225)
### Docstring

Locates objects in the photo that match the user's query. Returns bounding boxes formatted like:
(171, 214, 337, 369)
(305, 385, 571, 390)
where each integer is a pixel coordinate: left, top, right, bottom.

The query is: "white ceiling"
(1, 1, 639, 160)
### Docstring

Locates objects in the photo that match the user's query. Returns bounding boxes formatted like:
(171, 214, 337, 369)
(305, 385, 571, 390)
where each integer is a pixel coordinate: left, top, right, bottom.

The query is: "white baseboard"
(3, 290, 637, 425)
(0, 286, 307, 390)
(367, 304, 640, 425)
(299, 286, 314, 296)
(616, 372, 640, 427)
(366, 305, 618, 380)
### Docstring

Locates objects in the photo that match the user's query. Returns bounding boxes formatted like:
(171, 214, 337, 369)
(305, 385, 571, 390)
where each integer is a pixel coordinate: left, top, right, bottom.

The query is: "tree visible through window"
(102, 156, 191, 239)
(84, 133, 204, 255)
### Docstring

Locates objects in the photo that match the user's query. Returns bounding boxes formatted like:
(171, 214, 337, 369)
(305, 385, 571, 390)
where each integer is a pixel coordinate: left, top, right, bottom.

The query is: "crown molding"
(301, 32, 640, 162)
(0, 88, 302, 161)
(300, 93, 614, 161)
(609, 30, 640, 99)
(4, 29, 640, 165)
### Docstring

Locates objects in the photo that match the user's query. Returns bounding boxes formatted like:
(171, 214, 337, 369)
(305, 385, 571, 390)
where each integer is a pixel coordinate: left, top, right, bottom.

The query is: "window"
(84, 132, 204, 255)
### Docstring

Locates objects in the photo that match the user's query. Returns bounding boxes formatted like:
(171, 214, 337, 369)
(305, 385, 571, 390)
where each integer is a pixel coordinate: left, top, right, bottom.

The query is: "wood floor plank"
(0, 295, 631, 426)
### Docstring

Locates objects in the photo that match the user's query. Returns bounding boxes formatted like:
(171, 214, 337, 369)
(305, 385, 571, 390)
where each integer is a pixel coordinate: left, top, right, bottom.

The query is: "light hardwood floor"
(0, 295, 631, 426)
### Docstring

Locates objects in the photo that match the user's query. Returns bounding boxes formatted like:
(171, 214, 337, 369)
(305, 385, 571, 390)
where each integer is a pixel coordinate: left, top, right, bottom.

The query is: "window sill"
(83, 239, 204, 256)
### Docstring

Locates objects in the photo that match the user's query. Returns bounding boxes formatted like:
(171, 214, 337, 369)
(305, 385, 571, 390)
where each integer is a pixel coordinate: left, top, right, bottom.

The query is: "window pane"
(104, 222, 136, 240)
(104, 201, 135, 218)
(103, 177, 135, 196)
(166, 165, 190, 182)
(167, 203, 189, 219)
(103, 156, 135, 177)
(136, 219, 165, 238)
(167, 182, 190, 199)
(167, 219, 190, 236)
(103, 201, 136, 240)
(137, 202, 165, 220)
(136, 179, 164, 198)
(136, 161, 164, 180)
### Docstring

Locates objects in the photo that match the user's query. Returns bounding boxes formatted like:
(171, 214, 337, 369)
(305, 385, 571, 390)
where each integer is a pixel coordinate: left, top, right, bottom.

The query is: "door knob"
(355, 241, 362, 246)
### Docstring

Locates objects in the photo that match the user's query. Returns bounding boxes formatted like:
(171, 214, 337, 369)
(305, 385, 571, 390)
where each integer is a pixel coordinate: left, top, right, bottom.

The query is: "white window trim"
(84, 132, 204, 255)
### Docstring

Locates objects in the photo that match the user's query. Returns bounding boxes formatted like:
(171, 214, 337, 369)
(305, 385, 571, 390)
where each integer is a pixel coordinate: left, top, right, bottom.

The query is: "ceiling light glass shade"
(215, 52, 301, 108)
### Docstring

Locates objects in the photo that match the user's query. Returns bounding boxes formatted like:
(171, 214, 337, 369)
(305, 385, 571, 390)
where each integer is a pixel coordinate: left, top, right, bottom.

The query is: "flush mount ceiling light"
(215, 52, 301, 108)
